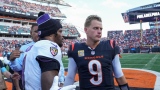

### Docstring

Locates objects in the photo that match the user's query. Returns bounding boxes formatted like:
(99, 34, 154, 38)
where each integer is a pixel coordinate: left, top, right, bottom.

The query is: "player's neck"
(86, 40, 100, 49)
(44, 36, 55, 42)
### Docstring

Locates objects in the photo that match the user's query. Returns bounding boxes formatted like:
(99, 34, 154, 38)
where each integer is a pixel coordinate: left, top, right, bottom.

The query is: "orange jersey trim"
(71, 43, 75, 51)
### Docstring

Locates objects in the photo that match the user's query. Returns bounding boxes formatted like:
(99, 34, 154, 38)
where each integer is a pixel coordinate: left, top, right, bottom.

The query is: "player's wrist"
(10, 74, 13, 79)
(119, 83, 129, 90)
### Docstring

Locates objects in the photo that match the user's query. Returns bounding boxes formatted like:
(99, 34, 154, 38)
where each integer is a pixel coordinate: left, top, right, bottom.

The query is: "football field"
(62, 53, 160, 72)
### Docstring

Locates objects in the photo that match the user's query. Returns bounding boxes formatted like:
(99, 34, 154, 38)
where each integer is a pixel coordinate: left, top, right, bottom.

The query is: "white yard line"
(142, 54, 159, 69)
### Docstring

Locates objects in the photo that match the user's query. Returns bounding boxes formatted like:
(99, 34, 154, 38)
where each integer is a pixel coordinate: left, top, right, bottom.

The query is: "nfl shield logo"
(78, 50, 84, 57)
(50, 47, 58, 56)
(91, 51, 95, 55)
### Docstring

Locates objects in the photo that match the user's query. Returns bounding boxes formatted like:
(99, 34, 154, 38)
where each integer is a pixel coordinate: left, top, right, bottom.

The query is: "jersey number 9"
(88, 60, 102, 85)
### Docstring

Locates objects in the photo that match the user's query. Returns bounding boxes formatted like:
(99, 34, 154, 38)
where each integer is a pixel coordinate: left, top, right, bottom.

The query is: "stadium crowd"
(0, 39, 31, 57)
(142, 29, 158, 45)
(0, 0, 65, 18)
(0, 23, 79, 36)
(1, 28, 160, 57)
(108, 29, 160, 49)
(0, 0, 159, 56)
(0, 28, 160, 57)
(8, 26, 30, 34)
(62, 23, 80, 37)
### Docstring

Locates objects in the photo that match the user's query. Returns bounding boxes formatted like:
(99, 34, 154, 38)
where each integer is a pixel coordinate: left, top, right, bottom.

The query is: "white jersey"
(24, 40, 62, 90)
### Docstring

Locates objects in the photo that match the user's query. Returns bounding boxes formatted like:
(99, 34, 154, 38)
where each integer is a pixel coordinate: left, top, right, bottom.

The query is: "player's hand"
(50, 76, 76, 90)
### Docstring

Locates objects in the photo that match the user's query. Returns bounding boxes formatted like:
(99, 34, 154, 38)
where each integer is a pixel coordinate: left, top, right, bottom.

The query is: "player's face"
(31, 26, 39, 42)
(85, 20, 102, 42)
(55, 29, 64, 47)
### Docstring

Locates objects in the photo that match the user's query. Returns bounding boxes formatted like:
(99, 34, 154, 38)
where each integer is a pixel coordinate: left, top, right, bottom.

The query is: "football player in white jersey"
(22, 12, 76, 90)
(9, 23, 65, 89)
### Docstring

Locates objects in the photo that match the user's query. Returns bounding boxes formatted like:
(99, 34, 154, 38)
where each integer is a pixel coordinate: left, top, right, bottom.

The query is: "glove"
(50, 76, 76, 90)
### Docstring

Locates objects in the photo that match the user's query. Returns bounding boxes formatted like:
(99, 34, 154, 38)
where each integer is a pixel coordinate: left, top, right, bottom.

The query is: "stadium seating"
(1, 28, 160, 57)
(1, 0, 66, 18)
(0, 25, 30, 35)
(0, 23, 80, 36)
(142, 29, 158, 46)
(62, 25, 80, 37)
(0, 39, 31, 57)
(0, 0, 160, 55)
(107, 29, 160, 51)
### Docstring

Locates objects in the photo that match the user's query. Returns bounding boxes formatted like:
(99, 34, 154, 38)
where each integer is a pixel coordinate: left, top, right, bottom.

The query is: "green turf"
(62, 53, 160, 72)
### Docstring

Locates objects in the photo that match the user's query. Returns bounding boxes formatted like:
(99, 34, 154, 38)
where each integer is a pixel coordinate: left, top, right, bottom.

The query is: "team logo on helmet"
(50, 47, 58, 56)
(38, 31, 41, 35)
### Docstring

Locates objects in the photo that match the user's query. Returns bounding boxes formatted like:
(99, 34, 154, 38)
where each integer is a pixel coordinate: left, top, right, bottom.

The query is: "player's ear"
(84, 27, 87, 33)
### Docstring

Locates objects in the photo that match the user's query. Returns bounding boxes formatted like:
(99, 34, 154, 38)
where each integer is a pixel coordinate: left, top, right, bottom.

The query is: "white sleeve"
(58, 59, 65, 83)
(64, 57, 77, 86)
(112, 54, 124, 78)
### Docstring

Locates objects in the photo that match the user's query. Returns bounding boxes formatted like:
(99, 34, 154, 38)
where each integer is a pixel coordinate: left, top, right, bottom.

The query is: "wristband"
(119, 83, 129, 90)
(1, 67, 7, 73)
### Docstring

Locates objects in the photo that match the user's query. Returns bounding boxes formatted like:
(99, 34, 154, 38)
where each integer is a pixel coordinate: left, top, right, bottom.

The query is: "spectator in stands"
(1, 0, 66, 18)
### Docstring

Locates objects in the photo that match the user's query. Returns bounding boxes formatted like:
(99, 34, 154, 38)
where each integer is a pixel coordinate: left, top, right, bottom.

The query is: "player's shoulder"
(34, 40, 48, 47)
(100, 40, 110, 43)
(69, 42, 85, 50)
(20, 42, 35, 51)
(34, 40, 58, 48)
(74, 42, 84, 46)
(100, 40, 112, 45)
(100, 40, 116, 49)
